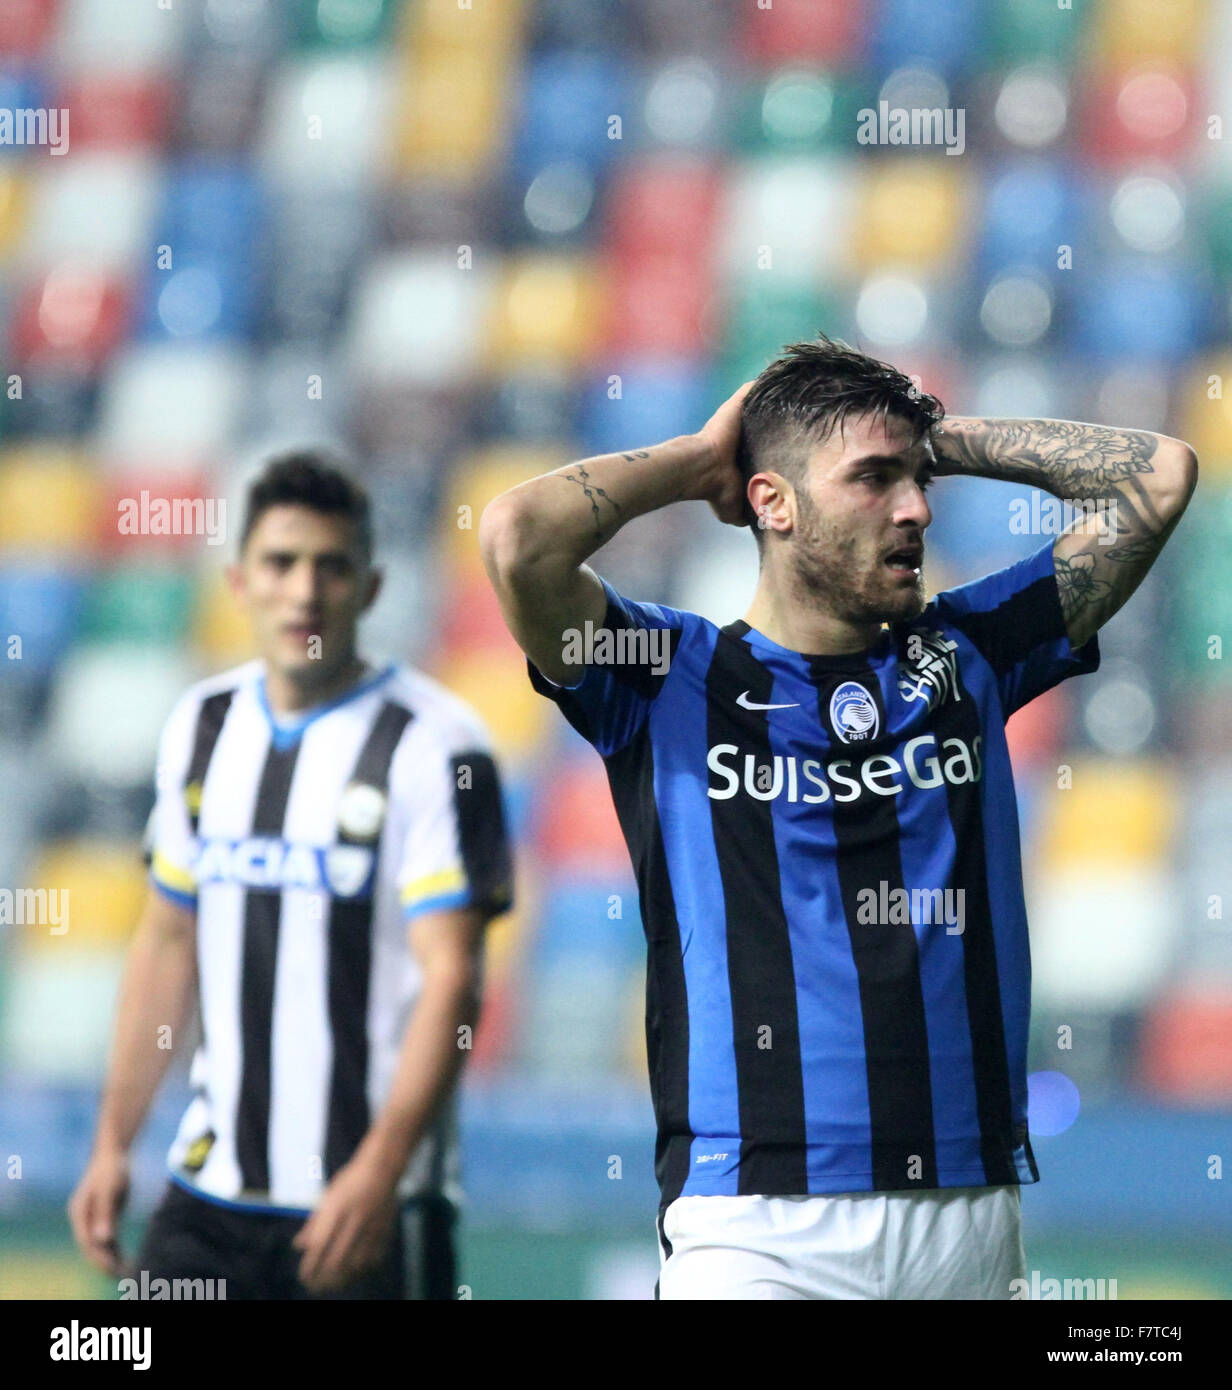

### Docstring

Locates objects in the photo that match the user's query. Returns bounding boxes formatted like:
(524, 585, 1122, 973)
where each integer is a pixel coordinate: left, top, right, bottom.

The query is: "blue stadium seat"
(0, 564, 88, 676)
(977, 162, 1087, 279)
(140, 251, 257, 342)
(1071, 259, 1209, 363)
(578, 360, 711, 456)
(512, 53, 631, 175)
(155, 162, 265, 259)
(870, 0, 982, 76)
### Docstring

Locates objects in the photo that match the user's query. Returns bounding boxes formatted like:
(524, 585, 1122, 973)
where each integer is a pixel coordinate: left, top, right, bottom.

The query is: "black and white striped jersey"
(148, 659, 512, 1214)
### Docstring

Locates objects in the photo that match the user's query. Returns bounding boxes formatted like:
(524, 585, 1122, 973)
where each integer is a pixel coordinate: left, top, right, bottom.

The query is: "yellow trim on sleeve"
(151, 850, 196, 895)
(400, 866, 467, 906)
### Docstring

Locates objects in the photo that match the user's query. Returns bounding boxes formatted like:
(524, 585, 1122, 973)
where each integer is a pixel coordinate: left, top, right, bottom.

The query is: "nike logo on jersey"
(736, 691, 801, 711)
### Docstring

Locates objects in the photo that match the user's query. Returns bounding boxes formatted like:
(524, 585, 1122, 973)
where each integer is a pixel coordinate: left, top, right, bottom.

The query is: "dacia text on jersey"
(193, 837, 376, 898)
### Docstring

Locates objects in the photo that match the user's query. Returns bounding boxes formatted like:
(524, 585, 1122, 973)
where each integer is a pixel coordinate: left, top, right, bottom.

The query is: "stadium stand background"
(0, 0, 1230, 1299)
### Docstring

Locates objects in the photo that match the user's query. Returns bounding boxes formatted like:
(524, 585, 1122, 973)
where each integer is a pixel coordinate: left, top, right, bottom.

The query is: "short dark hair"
(240, 449, 373, 559)
(738, 336, 945, 532)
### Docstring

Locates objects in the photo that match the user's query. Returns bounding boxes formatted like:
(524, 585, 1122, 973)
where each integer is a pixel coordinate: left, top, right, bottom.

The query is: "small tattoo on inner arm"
(1054, 551, 1113, 624)
(563, 463, 621, 537)
(621, 450, 650, 462)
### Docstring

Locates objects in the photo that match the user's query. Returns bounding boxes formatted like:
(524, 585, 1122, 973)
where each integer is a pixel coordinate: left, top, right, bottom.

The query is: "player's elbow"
(1152, 438, 1198, 521)
(479, 490, 554, 594)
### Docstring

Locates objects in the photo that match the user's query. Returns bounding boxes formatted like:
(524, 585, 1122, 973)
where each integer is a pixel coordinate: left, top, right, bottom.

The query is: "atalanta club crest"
(829, 680, 880, 744)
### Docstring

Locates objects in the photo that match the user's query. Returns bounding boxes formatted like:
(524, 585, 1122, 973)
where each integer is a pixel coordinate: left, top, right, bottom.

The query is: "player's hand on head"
(291, 1154, 399, 1293)
(67, 1148, 130, 1276)
(697, 380, 756, 528)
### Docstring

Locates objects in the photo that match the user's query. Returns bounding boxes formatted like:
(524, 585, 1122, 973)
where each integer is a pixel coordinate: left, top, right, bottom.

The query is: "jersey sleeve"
(526, 577, 688, 756)
(148, 693, 199, 909)
(931, 541, 1100, 718)
(396, 722, 514, 924)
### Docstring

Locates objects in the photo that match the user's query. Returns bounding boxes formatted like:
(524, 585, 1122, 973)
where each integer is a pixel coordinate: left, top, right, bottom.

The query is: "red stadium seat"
(602, 157, 724, 261)
(601, 249, 717, 357)
(0, 0, 57, 59)
(1005, 683, 1067, 771)
(53, 74, 171, 150)
(9, 266, 131, 370)
(536, 758, 629, 874)
(1081, 63, 1202, 166)
(433, 569, 526, 660)
(95, 471, 218, 556)
(737, 0, 867, 69)
(1139, 987, 1232, 1103)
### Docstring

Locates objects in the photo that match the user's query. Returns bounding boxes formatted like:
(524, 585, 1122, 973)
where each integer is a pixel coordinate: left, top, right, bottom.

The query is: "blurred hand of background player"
(291, 1154, 400, 1294)
(696, 381, 756, 528)
(67, 1147, 130, 1276)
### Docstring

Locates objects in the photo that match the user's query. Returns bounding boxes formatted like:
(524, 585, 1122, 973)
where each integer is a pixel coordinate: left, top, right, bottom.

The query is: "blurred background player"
(3, 0, 1232, 1301)
(479, 338, 1197, 1298)
(68, 453, 513, 1299)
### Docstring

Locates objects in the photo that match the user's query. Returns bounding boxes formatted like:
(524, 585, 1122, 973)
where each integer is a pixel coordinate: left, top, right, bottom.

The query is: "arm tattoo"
(621, 450, 650, 462)
(933, 418, 1159, 496)
(933, 417, 1193, 645)
(562, 463, 621, 539)
(1053, 551, 1114, 625)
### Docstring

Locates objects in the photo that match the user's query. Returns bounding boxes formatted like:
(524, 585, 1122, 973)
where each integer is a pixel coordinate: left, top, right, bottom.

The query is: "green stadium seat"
(986, 0, 1091, 65)
(720, 276, 840, 385)
(737, 68, 868, 155)
(1175, 484, 1232, 684)
(292, 0, 399, 50)
(80, 565, 196, 646)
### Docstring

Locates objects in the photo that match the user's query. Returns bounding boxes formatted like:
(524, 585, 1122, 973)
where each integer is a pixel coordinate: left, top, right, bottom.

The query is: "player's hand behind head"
(697, 380, 756, 528)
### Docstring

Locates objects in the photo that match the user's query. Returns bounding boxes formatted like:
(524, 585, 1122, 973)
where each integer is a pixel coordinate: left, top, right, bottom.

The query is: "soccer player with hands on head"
(481, 337, 1196, 1301)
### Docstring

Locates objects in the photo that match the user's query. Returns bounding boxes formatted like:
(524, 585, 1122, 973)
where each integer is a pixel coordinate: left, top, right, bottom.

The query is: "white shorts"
(656, 1186, 1026, 1300)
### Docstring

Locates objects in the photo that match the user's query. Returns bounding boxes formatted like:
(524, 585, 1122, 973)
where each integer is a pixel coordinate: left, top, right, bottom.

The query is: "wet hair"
(738, 335, 944, 533)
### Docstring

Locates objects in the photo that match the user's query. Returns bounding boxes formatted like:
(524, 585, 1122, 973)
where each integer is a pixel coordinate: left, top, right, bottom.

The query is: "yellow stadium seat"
(0, 167, 28, 261)
(0, 1252, 106, 1301)
(1091, 0, 1209, 66)
(0, 449, 100, 552)
(621, 965, 649, 1080)
(192, 566, 255, 666)
(441, 445, 569, 570)
(481, 880, 535, 974)
(486, 256, 604, 371)
(402, 0, 527, 53)
(1036, 760, 1178, 870)
(433, 648, 552, 755)
(392, 47, 514, 177)
(849, 162, 969, 274)
(1179, 358, 1232, 476)
(24, 838, 147, 951)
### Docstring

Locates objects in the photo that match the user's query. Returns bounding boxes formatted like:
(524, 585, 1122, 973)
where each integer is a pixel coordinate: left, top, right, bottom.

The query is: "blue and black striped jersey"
(530, 542, 1099, 1204)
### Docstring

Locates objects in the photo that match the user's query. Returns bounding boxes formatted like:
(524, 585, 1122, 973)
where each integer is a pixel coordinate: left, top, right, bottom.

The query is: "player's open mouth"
(884, 547, 922, 575)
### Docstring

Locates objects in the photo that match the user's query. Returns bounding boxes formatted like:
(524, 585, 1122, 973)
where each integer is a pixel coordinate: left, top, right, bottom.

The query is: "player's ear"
(361, 566, 383, 612)
(748, 472, 793, 537)
(225, 560, 246, 603)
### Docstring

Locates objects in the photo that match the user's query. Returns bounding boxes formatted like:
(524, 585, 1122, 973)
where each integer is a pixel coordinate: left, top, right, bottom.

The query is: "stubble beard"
(789, 492, 926, 626)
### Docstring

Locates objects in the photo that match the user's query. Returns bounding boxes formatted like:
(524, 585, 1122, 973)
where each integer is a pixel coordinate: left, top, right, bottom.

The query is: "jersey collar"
(256, 661, 396, 750)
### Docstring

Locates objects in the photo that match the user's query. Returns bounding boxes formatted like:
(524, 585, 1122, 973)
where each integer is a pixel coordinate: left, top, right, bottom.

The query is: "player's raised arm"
(930, 417, 1198, 649)
(479, 383, 752, 685)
